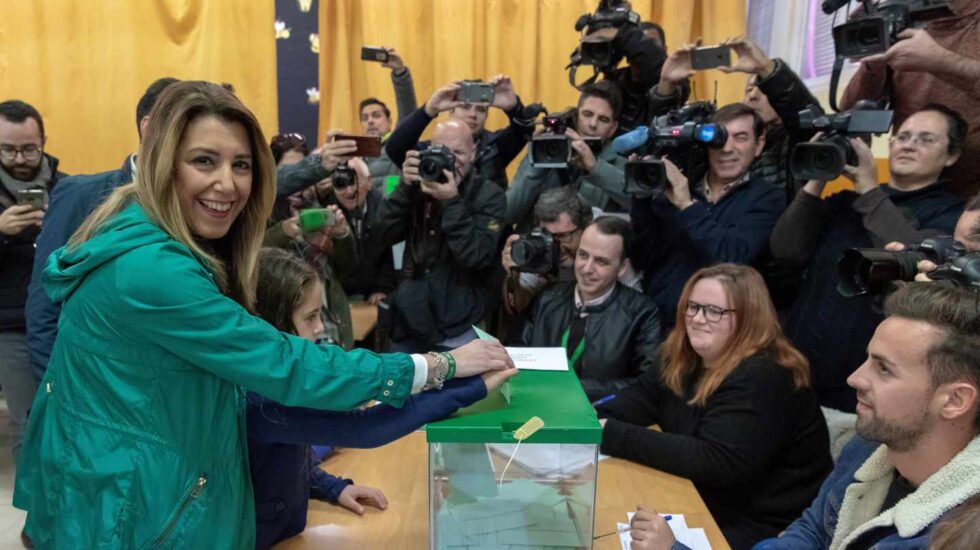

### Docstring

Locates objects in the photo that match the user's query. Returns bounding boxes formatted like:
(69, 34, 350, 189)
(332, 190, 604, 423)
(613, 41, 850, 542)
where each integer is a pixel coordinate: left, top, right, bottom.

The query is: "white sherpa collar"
(830, 435, 980, 550)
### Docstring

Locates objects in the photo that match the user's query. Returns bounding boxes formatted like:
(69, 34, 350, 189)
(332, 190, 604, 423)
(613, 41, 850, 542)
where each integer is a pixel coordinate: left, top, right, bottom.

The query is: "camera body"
(418, 145, 456, 183)
(529, 111, 578, 169)
(619, 102, 728, 195)
(331, 161, 356, 190)
(790, 102, 893, 181)
(829, 0, 952, 59)
(837, 236, 972, 296)
(457, 80, 495, 104)
(510, 228, 561, 275)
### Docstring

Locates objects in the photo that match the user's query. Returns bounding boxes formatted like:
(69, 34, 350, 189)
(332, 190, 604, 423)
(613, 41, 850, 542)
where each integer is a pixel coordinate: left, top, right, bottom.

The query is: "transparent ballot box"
(426, 369, 602, 549)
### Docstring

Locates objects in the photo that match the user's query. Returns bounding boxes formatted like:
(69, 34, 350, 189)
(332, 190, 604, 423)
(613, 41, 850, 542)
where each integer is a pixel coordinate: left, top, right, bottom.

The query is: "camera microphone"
(821, 0, 851, 14)
(612, 126, 649, 154)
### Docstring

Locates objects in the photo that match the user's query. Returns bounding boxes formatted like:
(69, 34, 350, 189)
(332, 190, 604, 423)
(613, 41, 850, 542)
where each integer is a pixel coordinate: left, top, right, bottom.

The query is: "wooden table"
(349, 302, 378, 342)
(274, 432, 730, 550)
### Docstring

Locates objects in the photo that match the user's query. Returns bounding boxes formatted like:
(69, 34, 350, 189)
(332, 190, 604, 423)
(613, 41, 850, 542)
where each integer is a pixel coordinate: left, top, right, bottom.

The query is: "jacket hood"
(43, 202, 173, 305)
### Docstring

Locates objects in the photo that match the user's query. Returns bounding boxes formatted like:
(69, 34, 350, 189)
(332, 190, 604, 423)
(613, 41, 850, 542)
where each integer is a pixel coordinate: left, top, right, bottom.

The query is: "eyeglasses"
(550, 228, 582, 243)
(889, 132, 942, 149)
(685, 301, 735, 323)
(0, 145, 42, 162)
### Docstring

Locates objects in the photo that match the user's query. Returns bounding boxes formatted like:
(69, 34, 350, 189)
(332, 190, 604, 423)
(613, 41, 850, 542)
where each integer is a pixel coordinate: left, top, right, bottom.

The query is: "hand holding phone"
(690, 45, 732, 71)
(297, 208, 336, 233)
(16, 188, 46, 210)
(334, 134, 382, 158)
(361, 46, 389, 63)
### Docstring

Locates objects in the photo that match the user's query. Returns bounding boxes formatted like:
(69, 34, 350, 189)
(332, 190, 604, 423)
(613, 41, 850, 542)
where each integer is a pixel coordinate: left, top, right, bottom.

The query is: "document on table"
(619, 513, 712, 550)
(504, 347, 569, 371)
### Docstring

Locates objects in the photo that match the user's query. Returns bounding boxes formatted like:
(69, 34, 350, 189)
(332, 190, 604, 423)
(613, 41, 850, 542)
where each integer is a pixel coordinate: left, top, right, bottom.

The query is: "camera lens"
(511, 240, 539, 266)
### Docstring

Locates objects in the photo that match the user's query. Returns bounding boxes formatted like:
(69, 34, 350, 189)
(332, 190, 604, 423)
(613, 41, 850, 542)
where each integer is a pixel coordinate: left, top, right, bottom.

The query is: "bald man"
(378, 119, 507, 353)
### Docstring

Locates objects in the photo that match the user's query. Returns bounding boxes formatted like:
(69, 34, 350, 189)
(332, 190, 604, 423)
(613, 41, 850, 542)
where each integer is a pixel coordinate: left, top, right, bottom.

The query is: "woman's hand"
(447, 340, 515, 378)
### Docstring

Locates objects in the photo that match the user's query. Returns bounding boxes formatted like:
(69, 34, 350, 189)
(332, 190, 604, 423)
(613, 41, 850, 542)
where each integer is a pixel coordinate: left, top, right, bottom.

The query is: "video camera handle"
(829, 55, 895, 112)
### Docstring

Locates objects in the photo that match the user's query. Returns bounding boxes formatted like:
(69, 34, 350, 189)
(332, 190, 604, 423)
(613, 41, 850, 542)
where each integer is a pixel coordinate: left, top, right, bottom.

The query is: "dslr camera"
(615, 102, 728, 195)
(457, 80, 495, 104)
(418, 145, 456, 183)
(331, 161, 356, 190)
(824, 0, 953, 59)
(790, 102, 893, 181)
(510, 228, 561, 275)
(529, 110, 603, 169)
(837, 236, 980, 296)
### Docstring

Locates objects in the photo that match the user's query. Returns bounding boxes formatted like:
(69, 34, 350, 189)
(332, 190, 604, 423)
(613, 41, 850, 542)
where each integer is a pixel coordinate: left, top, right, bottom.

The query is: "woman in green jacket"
(13, 81, 513, 549)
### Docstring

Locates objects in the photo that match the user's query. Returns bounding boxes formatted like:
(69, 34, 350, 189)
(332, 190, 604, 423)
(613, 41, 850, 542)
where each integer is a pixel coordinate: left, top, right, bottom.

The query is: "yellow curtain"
(0, 0, 278, 175)
(318, 0, 747, 144)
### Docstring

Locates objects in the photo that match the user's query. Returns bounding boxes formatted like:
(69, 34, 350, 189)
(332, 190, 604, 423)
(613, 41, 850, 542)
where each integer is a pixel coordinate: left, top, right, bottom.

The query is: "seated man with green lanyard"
(520, 216, 662, 402)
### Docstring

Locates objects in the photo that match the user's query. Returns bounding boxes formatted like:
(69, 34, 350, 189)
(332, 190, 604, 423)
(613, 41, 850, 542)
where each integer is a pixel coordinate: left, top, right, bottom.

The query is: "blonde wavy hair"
(69, 81, 276, 310)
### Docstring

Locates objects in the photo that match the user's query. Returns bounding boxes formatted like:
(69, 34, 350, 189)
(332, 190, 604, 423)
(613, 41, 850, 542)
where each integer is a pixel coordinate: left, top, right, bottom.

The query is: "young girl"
(249, 248, 515, 549)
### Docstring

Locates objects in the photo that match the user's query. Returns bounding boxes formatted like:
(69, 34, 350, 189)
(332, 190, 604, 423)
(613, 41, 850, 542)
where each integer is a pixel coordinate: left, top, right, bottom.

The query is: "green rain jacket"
(13, 202, 416, 549)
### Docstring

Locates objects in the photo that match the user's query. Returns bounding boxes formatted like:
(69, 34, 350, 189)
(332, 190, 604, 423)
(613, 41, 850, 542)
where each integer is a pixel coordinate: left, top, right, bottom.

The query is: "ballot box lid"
(426, 369, 602, 444)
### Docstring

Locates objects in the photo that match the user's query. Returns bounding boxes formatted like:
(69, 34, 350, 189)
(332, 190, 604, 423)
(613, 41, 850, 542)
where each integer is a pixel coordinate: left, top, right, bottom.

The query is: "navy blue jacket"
(247, 376, 487, 550)
(0, 153, 67, 331)
(25, 156, 130, 376)
(630, 178, 786, 333)
(25, 155, 336, 377)
(775, 186, 962, 411)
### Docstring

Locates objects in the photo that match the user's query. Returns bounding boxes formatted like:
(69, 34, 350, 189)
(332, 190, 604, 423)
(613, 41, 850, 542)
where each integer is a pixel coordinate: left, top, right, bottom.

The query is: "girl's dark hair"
(270, 133, 310, 164)
(255, 248, 320, 334)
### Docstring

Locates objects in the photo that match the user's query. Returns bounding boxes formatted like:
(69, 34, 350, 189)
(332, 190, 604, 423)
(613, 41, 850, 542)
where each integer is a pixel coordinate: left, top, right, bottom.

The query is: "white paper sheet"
(504, 347, 569, 371)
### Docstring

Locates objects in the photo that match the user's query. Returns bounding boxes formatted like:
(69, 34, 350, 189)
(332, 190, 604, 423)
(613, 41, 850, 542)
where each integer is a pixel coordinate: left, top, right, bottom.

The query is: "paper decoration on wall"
(297, 0, 313, 13)
(275, 20, 291, 40)
(306, 87, 320, 104)
(309, 33, 320, 54)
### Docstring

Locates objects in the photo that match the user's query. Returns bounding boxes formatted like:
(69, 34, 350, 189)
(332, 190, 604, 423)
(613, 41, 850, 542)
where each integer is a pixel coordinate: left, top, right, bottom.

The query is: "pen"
(593, 516, 672, 540)
(591, 394, 617, 407)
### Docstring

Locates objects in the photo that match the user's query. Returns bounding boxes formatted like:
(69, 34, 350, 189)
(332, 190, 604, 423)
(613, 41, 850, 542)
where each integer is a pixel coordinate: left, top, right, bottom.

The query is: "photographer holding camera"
(384, 76, 534, 190)
(506, 81, 627, 230)
(378, 119, 506, 353)
(717, 37, 824, 201)
(882, 191, 980, 284)
(322, 158, 396, 306)
(570, 2, 673, 129)
(522, 216, 661, 402)
(770, 105, 966, 411)
(839, 0, 980, 200)
(359, 46, 418, 189)
(630, 103, 785, 332)
(501, 187, 593, 314)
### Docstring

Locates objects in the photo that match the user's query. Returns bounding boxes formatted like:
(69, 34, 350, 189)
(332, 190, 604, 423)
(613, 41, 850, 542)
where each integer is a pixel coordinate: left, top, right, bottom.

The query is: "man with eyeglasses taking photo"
(770, 104, 965, 413)
(0, 99, 67, 462)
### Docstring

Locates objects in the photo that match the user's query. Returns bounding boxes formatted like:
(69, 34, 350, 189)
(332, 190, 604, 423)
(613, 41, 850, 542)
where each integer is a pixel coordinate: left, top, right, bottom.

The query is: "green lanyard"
(561, 327, 586, 370)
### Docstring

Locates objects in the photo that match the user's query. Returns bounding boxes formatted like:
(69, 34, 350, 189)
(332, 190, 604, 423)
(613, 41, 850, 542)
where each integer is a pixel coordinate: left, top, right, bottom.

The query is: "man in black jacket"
(0, 99, 66, 459)
(771, 105, 966, 411)
(522, 216, 661, 402)
(379, 120, 506, 353)
(384, 75, 535, 190)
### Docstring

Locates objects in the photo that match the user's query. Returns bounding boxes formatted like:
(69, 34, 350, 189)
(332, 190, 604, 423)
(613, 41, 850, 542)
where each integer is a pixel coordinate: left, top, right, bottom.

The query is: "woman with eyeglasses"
(596, 263, 832, 550)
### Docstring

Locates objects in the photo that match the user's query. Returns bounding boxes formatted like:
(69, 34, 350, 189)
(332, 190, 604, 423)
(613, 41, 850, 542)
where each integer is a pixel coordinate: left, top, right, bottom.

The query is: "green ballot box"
(426, 369, 602, 549)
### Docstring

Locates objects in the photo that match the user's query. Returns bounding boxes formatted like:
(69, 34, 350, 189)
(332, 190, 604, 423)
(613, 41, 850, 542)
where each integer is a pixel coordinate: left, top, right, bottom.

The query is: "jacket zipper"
(150, 474, 207, 547)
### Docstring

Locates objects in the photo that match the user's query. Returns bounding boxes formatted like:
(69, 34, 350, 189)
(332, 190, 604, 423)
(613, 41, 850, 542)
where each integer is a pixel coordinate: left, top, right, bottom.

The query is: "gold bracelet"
(426, 352, 449, 389)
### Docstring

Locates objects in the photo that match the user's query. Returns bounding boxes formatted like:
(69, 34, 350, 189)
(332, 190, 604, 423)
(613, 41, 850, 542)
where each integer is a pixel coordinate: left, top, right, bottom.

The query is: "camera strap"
(567, 61, 601, 92)
(829, 56, 895, 112)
